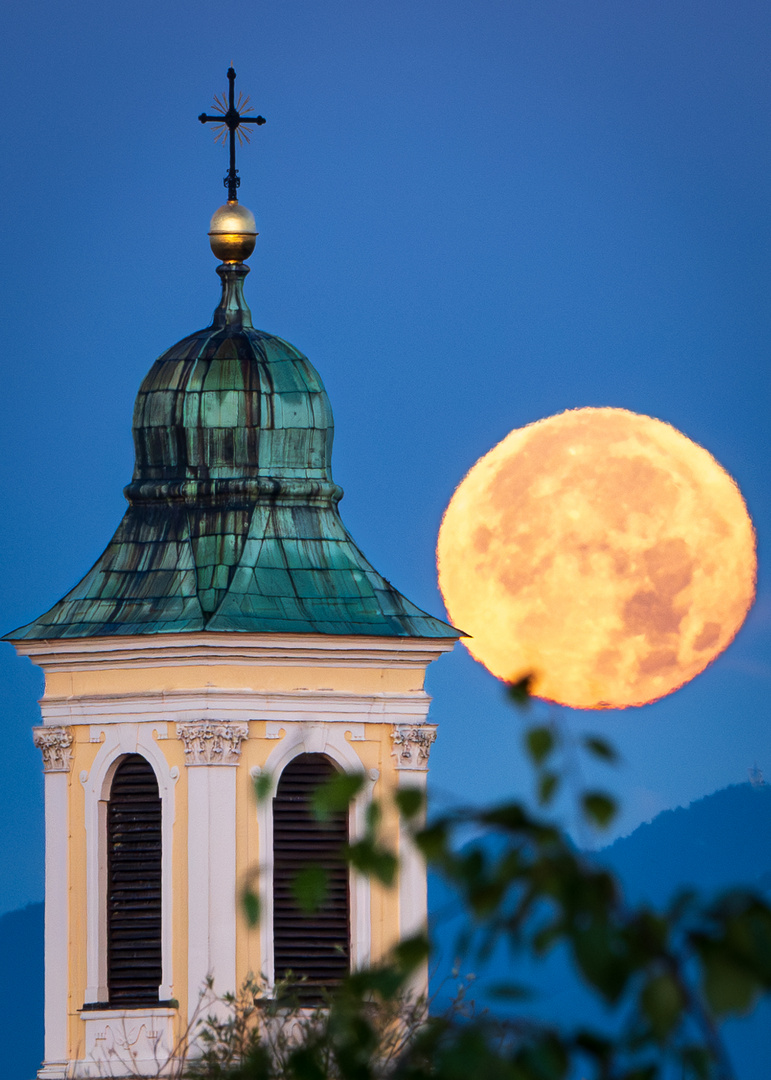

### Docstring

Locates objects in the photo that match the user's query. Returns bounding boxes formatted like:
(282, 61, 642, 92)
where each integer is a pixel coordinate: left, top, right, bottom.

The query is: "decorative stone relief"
(33, 726, 74, 772)
(176, 720, 249, 766)
(391, 725, 437, 769)
(79, 1009, 177, 1079)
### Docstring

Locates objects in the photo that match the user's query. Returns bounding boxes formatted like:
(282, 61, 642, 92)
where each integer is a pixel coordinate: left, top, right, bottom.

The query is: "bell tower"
(8, 69, 458, 1079)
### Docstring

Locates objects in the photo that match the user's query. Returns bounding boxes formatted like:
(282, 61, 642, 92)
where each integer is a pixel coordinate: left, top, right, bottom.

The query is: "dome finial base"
(212, 262, 253, 329)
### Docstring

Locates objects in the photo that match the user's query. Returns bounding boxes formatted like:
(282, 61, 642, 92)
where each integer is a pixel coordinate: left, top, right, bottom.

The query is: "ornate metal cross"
(199, 67, 266, 201)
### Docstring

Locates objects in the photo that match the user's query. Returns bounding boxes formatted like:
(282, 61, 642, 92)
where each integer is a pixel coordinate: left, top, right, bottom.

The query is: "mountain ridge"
(429, 781, 771, 1080)
(598, 780, 771, 904)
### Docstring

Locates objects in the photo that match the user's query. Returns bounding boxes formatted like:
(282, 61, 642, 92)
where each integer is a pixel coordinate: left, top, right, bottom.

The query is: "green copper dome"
(132, 264, 334, 485)
(8, 262, 456, 641)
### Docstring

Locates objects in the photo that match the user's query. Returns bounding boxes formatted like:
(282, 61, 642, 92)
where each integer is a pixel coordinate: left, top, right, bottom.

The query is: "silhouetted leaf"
(538, 771, 560, 805)
(533, 923, 561, 955)
(286, 1044, 326, 1080)
(583, 736, 618, 763)
(393, 933, 431, 971)
(253, 771, 272, 802)
(311, 771, 365, 819)
(346, 839, 397, 886)
(516, 1032, 568, 1078)
(292, 866, 328, 913)
(572, 920, 630, 1002)
(347, 964, 405, 1001)
(525, 725, 555, 766)
(641, 972, 684, 1040)
(365, 799, 382, 831)
(507, 673, 534, 706)
(667, 888, 698, 921)
(701, 948, 759, 1015)
(414, 821, 449, 860)
(582, 792, 617, 828)
(242, 888, 260, 927)
(394, 786, 425, 820)
(678, 1045, 712, 1080)
(574, 1030, 612, 1061)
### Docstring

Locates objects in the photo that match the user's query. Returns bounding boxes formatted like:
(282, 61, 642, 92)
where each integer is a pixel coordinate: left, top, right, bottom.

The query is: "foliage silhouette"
(190, 685, 771, 1080)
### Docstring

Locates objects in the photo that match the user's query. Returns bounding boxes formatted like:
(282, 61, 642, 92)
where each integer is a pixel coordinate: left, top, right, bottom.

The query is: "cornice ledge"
(14, 632, 458, 672)
(40, 687, 432, 708)
(38, 688, 434, 726)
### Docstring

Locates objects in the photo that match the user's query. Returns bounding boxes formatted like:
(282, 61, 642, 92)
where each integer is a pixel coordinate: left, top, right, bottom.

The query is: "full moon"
(437, 408, 756, 709)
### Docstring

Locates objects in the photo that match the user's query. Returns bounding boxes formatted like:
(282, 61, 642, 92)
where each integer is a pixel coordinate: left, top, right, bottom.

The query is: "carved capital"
(33, 726, 74, 773)
(391, 725, 437, 770)
(176, 720, 249, 766)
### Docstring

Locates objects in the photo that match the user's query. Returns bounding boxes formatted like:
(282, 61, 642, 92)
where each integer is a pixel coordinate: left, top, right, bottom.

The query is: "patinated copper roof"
(7, 263, 457, 641)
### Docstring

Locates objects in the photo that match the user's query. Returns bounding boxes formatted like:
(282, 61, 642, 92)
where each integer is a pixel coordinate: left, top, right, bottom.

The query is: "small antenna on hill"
(748, 763, 765, 788)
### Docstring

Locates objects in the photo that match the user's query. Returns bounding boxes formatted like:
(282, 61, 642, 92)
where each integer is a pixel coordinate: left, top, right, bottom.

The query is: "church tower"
(8, 70, 458, 1079)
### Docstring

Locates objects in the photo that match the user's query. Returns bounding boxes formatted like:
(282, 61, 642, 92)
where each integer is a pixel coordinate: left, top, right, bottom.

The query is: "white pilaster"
(397, 769, 429, 944)
(178, 721, 247, 1020)
(33, 726, 73, 1080)
(392, 724, 436, 998)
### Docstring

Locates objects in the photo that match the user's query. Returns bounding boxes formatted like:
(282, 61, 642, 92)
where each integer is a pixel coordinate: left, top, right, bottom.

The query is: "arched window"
(107, 754, 163, 1007)
(273, 753, 350, 999)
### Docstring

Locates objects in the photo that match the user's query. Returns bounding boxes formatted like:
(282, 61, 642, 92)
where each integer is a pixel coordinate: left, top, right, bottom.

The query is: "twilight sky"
(0, 0, 769, 916)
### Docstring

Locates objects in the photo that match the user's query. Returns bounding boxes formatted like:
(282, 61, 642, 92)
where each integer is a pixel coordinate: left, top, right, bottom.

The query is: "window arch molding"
(255, 721, 377, 987)
(80, 723, 179, 1007)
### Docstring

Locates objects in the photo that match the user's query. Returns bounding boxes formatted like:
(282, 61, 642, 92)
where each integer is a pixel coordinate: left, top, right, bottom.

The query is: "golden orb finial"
(208, 201, 258, 263)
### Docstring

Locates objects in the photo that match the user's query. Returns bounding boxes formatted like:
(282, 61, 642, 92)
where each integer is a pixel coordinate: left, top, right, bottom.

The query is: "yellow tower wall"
(19, 631, 455, 1076)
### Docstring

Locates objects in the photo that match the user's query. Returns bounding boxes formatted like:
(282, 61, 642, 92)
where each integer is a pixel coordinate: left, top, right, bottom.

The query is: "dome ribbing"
(7, 263, 456, 641)
(131, 264, 334, 485)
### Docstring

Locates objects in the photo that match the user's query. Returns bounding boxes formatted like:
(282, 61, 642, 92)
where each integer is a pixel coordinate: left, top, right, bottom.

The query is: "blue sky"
(0, 0, 769, 915)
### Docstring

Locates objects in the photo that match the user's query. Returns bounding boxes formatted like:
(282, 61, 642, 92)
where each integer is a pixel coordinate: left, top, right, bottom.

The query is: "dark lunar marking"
(498, 550, 555, 596)
(612, 549, 631, 575)
(644, 538, 694, 599)
(473, 525, 492, 553)
(596, 648, 622, 676)
(637, 648, 679, 676)
(693, 622, 721, 652)
(624, 589, 685, 640)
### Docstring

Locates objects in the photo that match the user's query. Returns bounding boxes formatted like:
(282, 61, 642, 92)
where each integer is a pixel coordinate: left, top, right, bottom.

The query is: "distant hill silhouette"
(598, 783, 771, 1079)
(4, 786, 771, 1079)
(430, 783, 771, 1080)
(598, 781, 771, 905)
(1, 903, 43, 1080)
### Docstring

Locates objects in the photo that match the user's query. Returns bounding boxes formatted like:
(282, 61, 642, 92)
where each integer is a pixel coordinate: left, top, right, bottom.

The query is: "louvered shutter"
(273, 754, 350, 1000)
(107, 754, 163, 1007)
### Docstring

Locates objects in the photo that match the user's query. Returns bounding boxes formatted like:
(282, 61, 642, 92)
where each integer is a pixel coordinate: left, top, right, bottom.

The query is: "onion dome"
(8, 231, 456, 640)
(130, 261, 335, 488)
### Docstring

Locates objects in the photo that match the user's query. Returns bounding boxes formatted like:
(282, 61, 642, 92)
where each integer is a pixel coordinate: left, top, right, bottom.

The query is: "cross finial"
(199, 68, 266, 201)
